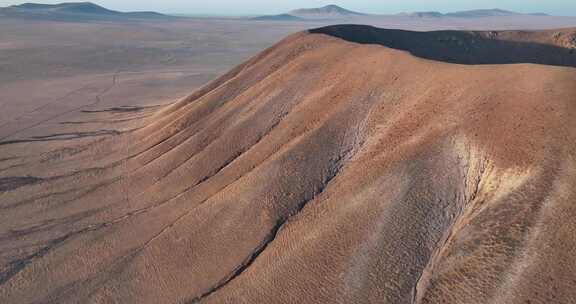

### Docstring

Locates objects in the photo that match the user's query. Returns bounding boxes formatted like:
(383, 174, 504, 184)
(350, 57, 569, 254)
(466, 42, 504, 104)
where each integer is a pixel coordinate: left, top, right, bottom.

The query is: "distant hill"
(446, 8, 520, 17)
(11, 2, 118, 14)
(252, 4, 366, 21)
(407, 8, 549, 18)
(254, 6, 552, 22)
(405, 11, 445, 18)
(0, 2, 174, 21)
(289, 4, 366, 19)
(252, 14, 304, 21)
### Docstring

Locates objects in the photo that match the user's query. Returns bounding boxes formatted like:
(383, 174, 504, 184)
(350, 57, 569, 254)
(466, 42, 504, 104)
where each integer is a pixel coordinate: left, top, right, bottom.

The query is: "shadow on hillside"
(0, 176, 43, 192)
(309, 25, 576, 67)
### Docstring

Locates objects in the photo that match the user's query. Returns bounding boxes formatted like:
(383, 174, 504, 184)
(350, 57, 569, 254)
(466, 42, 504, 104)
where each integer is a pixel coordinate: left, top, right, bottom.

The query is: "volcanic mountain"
(0, 2, 172, 21)
(289, 4, 366, 19)
(1, 25, 576, 303)
(255, 5, 366, 21)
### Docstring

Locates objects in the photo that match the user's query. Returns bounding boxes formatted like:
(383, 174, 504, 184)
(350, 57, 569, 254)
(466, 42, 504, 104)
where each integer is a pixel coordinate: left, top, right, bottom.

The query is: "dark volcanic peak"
(290, 4, 366, 18)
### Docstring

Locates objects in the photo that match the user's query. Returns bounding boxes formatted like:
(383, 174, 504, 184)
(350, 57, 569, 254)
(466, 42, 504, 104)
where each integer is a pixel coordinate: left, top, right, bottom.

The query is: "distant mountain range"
(0, 2, 174, 21)
(253, 5, 550, 21)
(404, 8, 549, 18)
(1, 3, 552, 23)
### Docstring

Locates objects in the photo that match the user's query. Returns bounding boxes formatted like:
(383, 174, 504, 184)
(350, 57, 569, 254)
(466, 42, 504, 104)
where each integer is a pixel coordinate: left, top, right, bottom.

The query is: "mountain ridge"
(0, 2, 173, 21)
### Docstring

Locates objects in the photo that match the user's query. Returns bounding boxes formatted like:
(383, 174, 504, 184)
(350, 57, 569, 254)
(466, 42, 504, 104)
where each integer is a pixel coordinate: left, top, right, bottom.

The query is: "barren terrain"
(1, 14, 576, 304)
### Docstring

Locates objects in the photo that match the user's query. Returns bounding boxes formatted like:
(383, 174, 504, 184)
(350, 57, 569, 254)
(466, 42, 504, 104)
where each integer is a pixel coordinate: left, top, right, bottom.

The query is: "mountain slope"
(0, 25, 575, 303)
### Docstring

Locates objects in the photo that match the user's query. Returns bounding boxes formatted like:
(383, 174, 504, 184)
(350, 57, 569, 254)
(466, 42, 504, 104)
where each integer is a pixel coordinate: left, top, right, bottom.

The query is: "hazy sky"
(0, 0, 575, 16)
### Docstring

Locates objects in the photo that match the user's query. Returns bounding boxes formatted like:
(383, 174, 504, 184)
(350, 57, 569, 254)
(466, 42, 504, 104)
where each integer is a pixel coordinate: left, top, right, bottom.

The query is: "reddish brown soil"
(1, 25, 575, 303)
